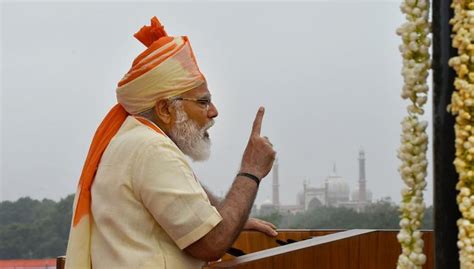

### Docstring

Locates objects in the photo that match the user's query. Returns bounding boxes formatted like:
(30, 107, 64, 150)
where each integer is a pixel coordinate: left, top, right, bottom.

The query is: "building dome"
(261, 198, 273, 206)
(259, 198, 277, 216)
(326, 176, 350, 201)
(325, 165, 350, 205)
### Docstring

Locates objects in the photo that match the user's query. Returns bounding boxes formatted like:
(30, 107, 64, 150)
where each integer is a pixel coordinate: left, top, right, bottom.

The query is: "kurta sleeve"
(132, 138, 222, 249)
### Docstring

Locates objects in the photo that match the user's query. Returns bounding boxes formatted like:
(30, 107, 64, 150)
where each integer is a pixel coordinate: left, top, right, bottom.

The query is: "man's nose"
(207, 102, 218, 119)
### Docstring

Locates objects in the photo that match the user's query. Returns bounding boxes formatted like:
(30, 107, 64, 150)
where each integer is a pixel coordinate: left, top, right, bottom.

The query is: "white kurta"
(90, 116, 222, 269)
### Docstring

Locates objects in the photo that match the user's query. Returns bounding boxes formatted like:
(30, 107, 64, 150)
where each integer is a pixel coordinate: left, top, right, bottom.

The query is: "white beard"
(169, 104, 213, 162)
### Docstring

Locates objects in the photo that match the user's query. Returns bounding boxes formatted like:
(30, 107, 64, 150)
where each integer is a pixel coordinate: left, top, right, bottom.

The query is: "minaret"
(272, 158, 280, 208)
(324, 178, 329, 206)
(326, 163, 336, 206)
(358, 149, 367, 204)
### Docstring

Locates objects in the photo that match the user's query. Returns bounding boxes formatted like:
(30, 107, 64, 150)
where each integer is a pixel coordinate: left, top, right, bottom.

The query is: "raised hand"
(240, 107, 276, 181)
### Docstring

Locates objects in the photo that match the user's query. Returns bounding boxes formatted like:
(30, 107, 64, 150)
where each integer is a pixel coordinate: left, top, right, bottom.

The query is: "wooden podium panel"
(206, 230, 434, 269)
(221, 229, 343, 260)
(56, 229, 433, 269)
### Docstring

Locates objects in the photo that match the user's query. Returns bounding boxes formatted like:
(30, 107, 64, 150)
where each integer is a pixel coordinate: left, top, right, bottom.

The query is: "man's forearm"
(214, 176, 258, 245)
(203, 186, 222, 207)
(185, 176, 258, 260)
(186, 107, 275, 261)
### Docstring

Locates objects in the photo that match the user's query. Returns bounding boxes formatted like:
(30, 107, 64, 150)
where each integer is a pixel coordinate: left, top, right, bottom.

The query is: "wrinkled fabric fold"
(117, 36, 205, 114)
(66, 104, 128, 269)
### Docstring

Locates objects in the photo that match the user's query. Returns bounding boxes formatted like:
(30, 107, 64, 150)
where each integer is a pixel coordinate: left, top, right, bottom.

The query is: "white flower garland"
(395, 0, 431, 268)
(449, 1, 474, 267)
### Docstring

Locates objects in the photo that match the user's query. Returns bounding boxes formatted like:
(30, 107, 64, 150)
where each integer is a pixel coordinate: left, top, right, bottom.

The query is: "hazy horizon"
(1, 1, 434, 207)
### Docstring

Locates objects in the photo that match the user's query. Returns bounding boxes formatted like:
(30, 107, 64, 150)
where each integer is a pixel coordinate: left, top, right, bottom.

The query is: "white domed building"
(325, 165, 350, 206)
(302, 165, 351, 210)
(304, 150, 372, 212)
(255, 150, 373, 216)
(259, 198, 278, 216)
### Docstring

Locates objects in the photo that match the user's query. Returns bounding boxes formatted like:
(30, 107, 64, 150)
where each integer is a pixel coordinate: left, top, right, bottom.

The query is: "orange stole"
(73, 105, 164, 227)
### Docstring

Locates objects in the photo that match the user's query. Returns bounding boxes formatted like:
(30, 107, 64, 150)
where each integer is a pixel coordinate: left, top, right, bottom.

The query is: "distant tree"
(0, 194, 74, 259)
(256, 212, 283, 227)
(0, 223, 35, 258)
(286, 206, 365, 229)
(0, 197, 55, 226)
(362, 200, 400, 229)
(255, 200, 433, 230)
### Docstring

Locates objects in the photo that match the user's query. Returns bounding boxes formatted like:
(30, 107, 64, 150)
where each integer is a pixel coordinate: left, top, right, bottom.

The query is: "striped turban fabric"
(65, 17, 206, 269)
(117, 18, 206, 114)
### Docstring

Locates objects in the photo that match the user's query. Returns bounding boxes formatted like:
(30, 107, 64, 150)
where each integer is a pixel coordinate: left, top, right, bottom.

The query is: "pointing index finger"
(252, 107, 265, 136)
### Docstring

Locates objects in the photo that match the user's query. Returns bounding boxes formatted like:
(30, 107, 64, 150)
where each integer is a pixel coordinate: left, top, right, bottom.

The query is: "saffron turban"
(117, 17, 206, 114)
(65, 17, 205, 269)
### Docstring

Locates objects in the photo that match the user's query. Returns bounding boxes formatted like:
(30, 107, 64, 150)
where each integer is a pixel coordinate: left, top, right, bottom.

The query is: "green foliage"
(255, 200, 434, 230)
(0, 197, 55, 226)
(0, 195, 74, 259)
(256, 212, 283, 227)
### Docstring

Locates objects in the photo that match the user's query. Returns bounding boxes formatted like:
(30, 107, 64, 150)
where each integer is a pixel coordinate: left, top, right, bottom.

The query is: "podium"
(204, 229, 434, 269)
(56, 229, 433, 269)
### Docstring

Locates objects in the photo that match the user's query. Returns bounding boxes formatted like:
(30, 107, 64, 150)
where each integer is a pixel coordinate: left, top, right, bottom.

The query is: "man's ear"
(154, 99, 172, 125)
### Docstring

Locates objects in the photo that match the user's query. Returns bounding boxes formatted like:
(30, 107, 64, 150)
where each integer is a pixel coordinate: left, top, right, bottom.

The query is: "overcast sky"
(1, 1, 434, 207)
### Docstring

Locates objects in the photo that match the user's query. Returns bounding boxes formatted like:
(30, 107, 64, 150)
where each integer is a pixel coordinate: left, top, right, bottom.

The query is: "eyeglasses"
(171, 97, 212, 111)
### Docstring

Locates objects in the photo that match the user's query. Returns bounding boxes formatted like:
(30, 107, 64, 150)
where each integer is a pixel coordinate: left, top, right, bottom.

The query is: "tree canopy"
(0, 195, 74, 259)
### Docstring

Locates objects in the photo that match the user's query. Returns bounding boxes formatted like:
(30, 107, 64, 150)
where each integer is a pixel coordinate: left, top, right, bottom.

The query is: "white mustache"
(203, 120, 215, 131)
(201, 120, 215, 138)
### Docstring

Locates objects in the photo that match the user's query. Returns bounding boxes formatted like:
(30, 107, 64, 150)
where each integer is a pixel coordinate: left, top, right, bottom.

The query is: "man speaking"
(65, 16, 277, 269)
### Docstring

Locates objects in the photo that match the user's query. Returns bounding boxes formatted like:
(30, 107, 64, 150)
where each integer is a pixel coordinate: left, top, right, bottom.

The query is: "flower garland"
(449, 1, 474, 267)
(395, 0, 431, 267)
